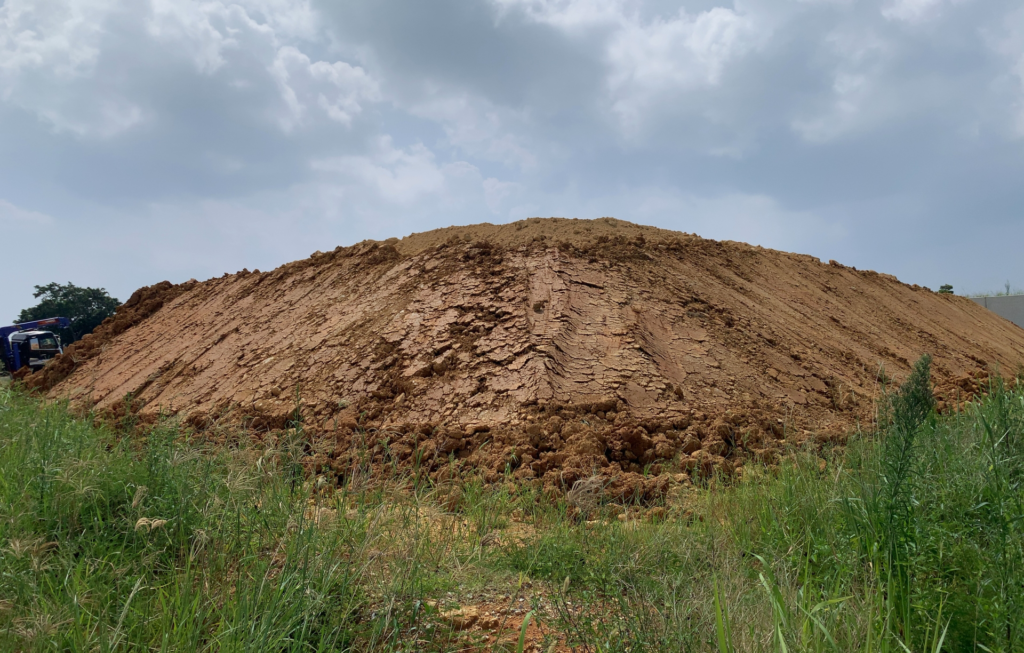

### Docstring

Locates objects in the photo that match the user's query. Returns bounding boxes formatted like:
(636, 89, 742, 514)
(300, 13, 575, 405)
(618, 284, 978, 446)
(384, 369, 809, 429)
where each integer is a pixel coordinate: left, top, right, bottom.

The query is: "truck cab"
(0, 317, 71, 375)
(8, 330, 63, 372)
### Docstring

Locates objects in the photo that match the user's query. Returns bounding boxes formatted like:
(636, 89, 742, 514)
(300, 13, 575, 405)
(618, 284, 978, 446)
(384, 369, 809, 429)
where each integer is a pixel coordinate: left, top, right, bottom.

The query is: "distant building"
(971, 296, 1024, 329)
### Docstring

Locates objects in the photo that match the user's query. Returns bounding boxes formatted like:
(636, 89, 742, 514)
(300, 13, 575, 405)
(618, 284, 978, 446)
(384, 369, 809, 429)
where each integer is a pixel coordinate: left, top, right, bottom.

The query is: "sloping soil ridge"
(31, 218, 1024, 498)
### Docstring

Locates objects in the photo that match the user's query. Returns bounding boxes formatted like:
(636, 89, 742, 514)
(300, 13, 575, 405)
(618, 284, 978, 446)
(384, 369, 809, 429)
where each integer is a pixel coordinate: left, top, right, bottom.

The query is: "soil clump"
(29, 218, 1024, 499)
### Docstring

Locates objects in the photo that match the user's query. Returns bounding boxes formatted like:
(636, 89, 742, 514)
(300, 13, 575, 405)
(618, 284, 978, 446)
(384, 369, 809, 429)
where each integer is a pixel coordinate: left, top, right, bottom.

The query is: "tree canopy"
(16, 283, 120, 344)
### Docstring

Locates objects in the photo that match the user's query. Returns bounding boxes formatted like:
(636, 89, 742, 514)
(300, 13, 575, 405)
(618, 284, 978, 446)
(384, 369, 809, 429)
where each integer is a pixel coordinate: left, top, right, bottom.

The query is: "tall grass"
(501, 357, 1024, 652)
(2, 357, 1023, 651)
(0, 388, 492, 652)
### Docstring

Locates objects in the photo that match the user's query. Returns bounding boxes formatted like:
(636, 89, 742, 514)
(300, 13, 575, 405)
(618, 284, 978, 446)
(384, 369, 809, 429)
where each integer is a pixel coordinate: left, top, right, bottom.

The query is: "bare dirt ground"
(28, 218, 1024, 497)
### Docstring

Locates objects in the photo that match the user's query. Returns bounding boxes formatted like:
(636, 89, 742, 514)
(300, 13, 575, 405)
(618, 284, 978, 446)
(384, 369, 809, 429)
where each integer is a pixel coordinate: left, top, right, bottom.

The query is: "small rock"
(705, 439, 727, 456)
(680, 435, 701, 455)
(464, 423, 490, 436)
(440, 606, 479, 630)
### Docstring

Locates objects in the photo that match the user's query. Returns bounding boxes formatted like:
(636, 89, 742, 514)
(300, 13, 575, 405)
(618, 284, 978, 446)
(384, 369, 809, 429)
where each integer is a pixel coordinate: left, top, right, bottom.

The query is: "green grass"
(1, 357, 1023, 651)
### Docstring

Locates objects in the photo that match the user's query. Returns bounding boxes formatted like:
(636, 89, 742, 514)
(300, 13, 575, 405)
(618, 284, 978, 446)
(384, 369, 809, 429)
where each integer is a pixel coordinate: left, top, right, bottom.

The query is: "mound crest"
(30, 218, 1024, 497)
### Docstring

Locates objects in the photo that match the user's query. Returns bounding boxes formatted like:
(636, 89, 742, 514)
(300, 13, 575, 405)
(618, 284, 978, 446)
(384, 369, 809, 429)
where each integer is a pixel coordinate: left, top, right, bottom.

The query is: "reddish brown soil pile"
(33, 218, 1024, 498)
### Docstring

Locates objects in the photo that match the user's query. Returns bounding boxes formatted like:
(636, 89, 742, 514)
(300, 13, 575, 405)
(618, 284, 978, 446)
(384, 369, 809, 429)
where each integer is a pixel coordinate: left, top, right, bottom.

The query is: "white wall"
(971, 295, 1024, 329)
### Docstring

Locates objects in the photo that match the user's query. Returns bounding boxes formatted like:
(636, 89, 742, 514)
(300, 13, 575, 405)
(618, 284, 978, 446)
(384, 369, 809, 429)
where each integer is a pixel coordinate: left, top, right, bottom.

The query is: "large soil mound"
(32, 218, 1024, 497)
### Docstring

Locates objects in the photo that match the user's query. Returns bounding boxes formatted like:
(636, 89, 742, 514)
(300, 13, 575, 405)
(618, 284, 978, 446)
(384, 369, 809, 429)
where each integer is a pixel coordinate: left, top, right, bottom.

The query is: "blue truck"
(1, 317, 70, 375)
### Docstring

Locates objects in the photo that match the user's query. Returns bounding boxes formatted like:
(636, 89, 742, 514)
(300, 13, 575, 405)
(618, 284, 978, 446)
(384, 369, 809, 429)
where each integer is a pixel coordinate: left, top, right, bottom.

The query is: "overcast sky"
(2, 0, 1023, 318)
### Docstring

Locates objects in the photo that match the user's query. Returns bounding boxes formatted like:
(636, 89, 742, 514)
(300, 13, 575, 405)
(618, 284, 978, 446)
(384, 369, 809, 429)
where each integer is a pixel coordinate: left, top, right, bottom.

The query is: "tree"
(938, 284, 954, 294)
(16, 282, 120, 344)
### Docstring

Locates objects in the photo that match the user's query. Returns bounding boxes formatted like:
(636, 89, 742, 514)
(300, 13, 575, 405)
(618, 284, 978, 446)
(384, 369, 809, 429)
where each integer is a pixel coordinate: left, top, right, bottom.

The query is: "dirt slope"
(33, 218, 1024, 497)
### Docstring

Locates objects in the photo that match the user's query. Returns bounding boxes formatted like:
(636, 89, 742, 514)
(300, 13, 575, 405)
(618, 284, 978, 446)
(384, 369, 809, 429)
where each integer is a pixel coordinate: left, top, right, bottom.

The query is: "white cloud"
(0, 0, 113, 79)
(608, 8, 758, 88)
(988, 8, 1024, 137)
(606, 7, 762, 125)
(790, 27, 900, 142)
(308, 137, 525, 222)
(147, 0, 381, 130)
(483, 177, 524, 213)
(312, 137, 470, 205)
(792, 72, 876, 142)
(492, 0, 766, 130)
(882, 0, 944, 23)
(270, 45, 379, 130)
(0, 199, 54, 225)
(239, 0, 319, 40)
(0, 0, 373, 136)
(0, 0, 143, 136)
(409, 93, 538, 170)
(147, 0, 318, 73)
(146, 0, 239, 74)
(492, 0, 627, 31)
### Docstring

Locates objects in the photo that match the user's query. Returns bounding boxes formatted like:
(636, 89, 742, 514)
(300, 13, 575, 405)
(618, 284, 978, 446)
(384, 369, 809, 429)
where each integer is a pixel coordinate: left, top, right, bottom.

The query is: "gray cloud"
(1, 0, 1023, 318)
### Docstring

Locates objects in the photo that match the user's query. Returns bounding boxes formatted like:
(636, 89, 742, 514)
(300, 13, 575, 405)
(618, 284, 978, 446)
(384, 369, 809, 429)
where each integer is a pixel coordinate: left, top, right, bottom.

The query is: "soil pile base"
(34, 218, 1024, 497)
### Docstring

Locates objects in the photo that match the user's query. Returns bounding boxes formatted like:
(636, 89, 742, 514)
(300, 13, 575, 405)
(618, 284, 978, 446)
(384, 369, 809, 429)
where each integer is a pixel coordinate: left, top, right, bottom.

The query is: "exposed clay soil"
(29, 218, 1024, 499)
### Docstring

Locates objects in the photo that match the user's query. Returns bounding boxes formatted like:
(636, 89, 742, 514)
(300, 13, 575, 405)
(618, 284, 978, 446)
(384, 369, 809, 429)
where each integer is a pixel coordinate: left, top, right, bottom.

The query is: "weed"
(3, 358, 1024, 651)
